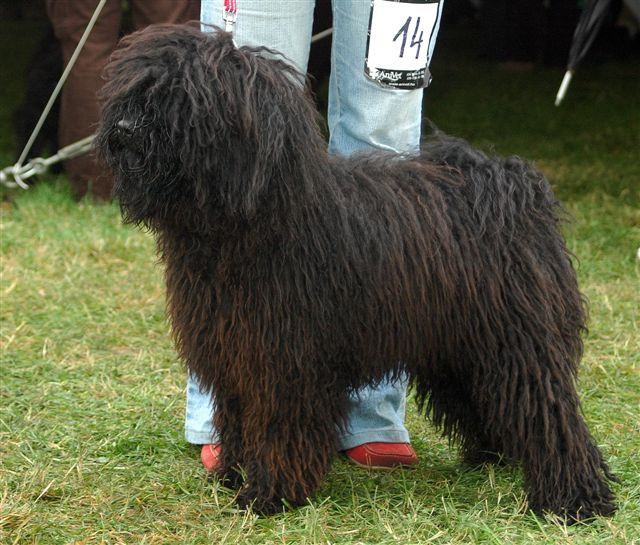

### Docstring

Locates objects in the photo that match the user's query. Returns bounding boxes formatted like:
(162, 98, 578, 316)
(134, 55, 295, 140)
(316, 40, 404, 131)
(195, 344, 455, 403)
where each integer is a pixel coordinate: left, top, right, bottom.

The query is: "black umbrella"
(555, 0, 613, 105)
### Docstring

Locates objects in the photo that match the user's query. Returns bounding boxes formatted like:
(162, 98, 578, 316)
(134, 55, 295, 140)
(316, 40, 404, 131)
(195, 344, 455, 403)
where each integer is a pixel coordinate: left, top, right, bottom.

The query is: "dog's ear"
(186, 35, 326, 219)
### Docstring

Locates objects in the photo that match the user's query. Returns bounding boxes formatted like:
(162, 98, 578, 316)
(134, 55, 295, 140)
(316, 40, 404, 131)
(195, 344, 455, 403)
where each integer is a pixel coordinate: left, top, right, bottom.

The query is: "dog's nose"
(116, 119, 134, 134)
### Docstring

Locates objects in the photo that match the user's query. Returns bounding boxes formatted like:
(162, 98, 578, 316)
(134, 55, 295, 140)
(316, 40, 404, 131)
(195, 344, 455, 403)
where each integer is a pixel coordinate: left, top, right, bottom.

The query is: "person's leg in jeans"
(327, 0, 443, 456)
(187, 0, 443, 468)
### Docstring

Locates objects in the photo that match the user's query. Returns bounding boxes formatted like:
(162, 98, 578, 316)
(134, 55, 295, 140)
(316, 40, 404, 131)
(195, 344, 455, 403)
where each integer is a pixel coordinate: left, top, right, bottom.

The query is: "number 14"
(393, 16, 423, 60)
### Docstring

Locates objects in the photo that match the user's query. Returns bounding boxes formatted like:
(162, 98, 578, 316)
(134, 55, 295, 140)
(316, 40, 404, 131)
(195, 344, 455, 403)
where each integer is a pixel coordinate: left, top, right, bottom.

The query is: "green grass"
(1, 19, 639, 545)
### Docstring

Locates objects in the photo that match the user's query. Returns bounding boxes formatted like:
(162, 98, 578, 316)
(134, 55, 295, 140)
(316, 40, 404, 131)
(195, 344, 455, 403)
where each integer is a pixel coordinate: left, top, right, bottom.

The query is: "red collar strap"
(223, 0, 238, 34)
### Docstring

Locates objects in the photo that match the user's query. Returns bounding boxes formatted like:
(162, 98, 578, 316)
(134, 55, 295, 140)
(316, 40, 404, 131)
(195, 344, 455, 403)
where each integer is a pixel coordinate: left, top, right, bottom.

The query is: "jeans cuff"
(185, 429, 220, 445)
(337, 428, 411, 451)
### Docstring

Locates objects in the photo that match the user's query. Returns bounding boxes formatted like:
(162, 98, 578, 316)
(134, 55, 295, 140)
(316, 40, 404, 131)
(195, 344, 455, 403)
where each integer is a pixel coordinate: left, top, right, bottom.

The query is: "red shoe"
(344, 442, 418, 469)
(200, 444, 222, 472)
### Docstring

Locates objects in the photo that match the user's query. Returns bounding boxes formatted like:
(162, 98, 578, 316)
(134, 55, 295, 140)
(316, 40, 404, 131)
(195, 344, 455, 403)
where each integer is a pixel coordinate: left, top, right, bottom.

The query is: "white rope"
(1, 135, 95, 189)
(555, 70, 573, 107)
(311, 27, 332, 43)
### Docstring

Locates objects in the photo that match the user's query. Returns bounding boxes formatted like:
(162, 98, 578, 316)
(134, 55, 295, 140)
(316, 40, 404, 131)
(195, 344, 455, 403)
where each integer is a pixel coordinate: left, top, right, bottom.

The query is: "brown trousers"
(46, 0, 200, 200)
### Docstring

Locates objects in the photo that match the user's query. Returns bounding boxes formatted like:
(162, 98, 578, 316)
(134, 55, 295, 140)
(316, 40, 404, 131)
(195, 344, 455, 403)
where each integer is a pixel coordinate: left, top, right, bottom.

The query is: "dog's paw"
(533, 493, 617, 524)
(462, 447, 507, 467)
(215, 466, 245, 491)
(236, 491, 288, 516)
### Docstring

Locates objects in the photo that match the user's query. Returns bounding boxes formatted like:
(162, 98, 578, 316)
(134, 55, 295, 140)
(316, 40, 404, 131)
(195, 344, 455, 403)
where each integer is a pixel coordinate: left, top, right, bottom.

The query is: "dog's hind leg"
(470, 333, 617, 522)
(416, 307, 616, 520)
(420, 138, 616, 520)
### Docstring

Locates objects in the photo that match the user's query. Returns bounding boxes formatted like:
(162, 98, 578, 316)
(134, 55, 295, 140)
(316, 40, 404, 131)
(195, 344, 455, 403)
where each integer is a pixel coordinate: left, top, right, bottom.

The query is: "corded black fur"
(96, 23, 617, 519)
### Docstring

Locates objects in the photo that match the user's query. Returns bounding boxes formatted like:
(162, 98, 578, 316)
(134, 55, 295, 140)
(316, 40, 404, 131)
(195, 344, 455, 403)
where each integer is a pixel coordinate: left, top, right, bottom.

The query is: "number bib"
(364, 0, 441, 89)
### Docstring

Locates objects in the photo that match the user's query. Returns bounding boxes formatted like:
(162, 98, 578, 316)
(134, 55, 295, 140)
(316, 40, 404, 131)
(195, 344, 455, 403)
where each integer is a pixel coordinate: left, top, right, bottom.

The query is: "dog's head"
(96, 23, 326, 230)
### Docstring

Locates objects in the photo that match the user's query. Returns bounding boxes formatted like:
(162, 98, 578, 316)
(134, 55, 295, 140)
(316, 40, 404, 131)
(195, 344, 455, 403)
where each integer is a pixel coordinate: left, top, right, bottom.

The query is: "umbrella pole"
(555, 69, 574, 106)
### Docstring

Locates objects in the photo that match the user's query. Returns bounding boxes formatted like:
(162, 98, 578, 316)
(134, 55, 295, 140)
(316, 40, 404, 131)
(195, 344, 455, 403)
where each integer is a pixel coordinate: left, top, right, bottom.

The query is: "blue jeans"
(185, 0, 443, 449)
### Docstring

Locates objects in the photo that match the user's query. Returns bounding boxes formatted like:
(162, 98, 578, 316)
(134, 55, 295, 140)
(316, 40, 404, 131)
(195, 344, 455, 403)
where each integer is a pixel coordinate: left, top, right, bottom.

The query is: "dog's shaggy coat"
(96, 24, 617, 519)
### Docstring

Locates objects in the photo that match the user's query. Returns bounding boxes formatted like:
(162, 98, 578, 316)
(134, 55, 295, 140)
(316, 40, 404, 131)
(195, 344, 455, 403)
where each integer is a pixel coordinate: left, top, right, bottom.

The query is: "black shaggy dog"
(96, 24, 617, 520)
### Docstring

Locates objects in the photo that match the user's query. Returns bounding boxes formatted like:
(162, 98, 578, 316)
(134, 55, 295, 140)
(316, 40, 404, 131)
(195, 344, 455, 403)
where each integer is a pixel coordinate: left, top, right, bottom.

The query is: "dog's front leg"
(233, 373, 345, 515)
(212, 392, 245, 490)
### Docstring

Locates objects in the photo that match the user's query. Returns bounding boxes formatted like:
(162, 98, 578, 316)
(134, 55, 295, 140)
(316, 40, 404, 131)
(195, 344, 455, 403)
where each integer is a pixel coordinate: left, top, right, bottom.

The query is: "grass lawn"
(1, 17, 639, 545)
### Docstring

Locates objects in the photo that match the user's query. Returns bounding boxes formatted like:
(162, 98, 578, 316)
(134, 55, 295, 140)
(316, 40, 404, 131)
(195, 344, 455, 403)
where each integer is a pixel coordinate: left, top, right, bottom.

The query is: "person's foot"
(201, 442, 418, 473)
(344, 442, 418, 469)
(200, 444, 222, 472)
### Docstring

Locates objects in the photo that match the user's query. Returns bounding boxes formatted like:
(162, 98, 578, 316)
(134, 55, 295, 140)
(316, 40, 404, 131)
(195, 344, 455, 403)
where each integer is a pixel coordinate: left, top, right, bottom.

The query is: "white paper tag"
(365, 0, 440, 89)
